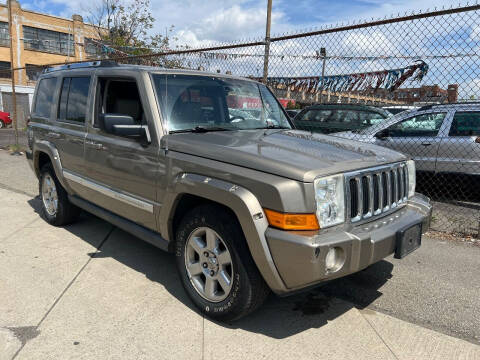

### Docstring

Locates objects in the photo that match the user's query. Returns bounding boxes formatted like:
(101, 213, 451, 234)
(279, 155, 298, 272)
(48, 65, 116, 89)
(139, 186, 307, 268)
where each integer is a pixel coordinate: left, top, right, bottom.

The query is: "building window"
(84, 38, 102, 58)
(0, 61, 11, 79)
(23, 26, 75, 56)
(0, 22, 9, 47)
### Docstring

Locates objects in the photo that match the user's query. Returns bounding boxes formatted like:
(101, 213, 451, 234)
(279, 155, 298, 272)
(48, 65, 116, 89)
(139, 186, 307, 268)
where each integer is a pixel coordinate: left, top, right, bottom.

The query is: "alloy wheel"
(184, 227, 234, 302)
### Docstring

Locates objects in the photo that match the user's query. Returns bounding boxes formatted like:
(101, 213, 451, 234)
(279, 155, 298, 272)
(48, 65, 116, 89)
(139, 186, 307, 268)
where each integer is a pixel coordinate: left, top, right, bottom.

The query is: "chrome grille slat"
(356, 177, 363, 221)
(375, 173, 383, 216)
(392, 169, 398, 208)
(366, 174, 374, 218)
(386, 171, 392, 210)
(398, 166, 404, 202)
(345, 162, 409, 224)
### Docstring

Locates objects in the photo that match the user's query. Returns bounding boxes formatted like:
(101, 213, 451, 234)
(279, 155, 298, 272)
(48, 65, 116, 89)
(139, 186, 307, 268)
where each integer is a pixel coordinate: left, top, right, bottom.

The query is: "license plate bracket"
(394, 222, 422, 259)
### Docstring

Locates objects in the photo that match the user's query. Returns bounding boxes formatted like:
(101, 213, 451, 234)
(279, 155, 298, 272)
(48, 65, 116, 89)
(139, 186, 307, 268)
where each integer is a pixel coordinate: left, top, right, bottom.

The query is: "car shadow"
(27, 197, 394, 340)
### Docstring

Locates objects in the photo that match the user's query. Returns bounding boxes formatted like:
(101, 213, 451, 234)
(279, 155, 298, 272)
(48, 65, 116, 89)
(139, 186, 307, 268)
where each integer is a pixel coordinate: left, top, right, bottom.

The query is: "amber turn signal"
(264, 209, 320, 231)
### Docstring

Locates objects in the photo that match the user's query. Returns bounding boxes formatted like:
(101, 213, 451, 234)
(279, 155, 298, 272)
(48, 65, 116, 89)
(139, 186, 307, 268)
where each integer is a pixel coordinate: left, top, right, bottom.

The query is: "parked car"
(292, 104, 392, 134)
(286, 109, 301, 118)
(26, 62, 431, 321)
(0, 111, 11, 128)
(335, 103, 480, 175)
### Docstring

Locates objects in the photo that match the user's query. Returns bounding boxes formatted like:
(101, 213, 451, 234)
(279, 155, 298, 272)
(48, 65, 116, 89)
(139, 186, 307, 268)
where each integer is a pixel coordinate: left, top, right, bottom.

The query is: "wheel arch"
(33, 141, 71, 192)
(160, 173, 288, 294)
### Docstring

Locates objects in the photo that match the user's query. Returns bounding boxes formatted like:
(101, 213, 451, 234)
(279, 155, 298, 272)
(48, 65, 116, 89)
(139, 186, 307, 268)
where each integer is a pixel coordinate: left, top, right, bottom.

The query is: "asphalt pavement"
(0, 149, 479, 359)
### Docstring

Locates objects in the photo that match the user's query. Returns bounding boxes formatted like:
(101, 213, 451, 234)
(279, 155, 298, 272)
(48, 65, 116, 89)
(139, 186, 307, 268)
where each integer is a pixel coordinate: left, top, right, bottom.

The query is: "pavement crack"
(359, 310, 399, 360)
(0, 183, 37, 198)
(10, 225, 115, 360)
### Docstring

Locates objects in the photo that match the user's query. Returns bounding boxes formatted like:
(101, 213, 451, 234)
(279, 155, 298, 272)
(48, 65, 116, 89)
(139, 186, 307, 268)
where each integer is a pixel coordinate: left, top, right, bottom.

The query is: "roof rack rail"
(43, 60, 118, 73)
(416, 104, 434, 111)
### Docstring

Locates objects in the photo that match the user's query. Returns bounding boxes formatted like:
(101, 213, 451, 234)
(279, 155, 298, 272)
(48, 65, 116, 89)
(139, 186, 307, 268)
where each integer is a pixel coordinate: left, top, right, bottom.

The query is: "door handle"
(85, 140, 104, 150)
(421, 142, 432, 146)
(46, 132, 61, 139)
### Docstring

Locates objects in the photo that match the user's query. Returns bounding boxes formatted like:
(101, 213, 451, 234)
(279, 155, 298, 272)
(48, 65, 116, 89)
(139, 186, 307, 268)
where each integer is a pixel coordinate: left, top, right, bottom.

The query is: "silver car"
(336, 103, 480, 175)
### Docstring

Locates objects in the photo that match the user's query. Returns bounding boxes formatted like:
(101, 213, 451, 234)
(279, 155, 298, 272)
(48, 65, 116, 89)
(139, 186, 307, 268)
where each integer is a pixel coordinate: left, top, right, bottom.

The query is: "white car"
(335, 103, 480, 175)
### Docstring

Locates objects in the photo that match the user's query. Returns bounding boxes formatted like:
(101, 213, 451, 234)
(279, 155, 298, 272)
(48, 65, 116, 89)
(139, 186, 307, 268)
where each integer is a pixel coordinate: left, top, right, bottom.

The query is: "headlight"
(314, 174, 345, 228)
(406, 160, 416, 198)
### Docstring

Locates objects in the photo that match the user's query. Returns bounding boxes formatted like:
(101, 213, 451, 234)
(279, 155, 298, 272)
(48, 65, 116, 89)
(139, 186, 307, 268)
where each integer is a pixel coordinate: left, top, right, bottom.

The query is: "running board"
(69, 195, 170, 252)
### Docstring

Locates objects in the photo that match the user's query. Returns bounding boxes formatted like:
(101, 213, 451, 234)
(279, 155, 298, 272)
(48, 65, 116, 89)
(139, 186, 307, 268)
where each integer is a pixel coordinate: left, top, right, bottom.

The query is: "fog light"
(325, 247, 345, 273)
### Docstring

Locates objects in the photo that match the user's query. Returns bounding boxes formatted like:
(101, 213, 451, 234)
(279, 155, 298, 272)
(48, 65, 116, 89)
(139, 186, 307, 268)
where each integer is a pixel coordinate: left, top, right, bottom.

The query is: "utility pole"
(8, 0, 19, 153)
(262, 0, 272, 84)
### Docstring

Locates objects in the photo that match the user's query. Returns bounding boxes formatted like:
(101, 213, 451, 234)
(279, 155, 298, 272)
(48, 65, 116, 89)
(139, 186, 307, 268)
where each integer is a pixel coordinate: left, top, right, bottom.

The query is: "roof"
(303, 103, 388, 113)
(416, 102, 480, 111)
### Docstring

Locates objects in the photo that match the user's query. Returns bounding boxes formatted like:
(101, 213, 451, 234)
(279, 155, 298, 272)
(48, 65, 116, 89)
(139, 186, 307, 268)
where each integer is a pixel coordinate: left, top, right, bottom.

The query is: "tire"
(0, 120, 4, 129)
(39, 163, 81, 226)
(175, 204, 270, 321)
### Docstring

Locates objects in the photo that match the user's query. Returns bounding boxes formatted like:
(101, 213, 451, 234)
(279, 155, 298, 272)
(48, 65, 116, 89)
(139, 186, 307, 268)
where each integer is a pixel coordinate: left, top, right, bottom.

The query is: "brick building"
(373, 84, 459, 104)
(0, 0, 102, 125)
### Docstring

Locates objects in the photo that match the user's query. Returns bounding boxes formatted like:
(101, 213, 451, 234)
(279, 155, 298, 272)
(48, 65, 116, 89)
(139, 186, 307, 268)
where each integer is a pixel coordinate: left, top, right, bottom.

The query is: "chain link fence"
(4, 3, 480, 237)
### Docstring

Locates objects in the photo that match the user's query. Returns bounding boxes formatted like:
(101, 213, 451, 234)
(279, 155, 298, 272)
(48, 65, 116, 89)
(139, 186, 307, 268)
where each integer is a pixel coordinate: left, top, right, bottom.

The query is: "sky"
(19, 0, 466, 45)
(17, 0, 480, 98)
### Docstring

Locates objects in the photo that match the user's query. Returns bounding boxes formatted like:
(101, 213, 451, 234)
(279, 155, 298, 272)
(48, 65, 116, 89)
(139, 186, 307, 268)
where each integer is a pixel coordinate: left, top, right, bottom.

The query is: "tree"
(86, 0, 184, 67)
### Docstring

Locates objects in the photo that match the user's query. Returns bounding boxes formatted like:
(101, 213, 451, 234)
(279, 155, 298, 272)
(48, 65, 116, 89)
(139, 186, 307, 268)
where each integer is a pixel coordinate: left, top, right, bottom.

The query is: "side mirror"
(375, 129, 390, 140)
(101, 114, 151, 144)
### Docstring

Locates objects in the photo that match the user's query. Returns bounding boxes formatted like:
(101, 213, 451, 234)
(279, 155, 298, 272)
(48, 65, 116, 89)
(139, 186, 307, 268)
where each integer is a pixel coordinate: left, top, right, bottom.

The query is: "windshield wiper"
(255, 124, 290, 130)
(169, 126, 230, 134)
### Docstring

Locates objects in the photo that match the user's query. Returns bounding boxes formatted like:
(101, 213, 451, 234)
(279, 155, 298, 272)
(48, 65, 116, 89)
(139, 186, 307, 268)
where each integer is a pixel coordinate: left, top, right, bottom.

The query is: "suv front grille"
(346, 162, 408, 223)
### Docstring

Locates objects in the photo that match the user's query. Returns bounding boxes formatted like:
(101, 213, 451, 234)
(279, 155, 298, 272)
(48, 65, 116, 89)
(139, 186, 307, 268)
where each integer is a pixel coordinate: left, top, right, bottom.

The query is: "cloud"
(341, 31, 394, 56)
(157, 2, 287, 47)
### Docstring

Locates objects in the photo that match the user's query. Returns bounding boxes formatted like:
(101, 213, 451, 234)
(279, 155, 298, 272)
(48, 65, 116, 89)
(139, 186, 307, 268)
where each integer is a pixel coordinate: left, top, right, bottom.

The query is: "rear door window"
(301, 109, 333, 122)
(34, 77, 57, 118)
(449, 112, 480, 136)
(57, 76, 91, 123)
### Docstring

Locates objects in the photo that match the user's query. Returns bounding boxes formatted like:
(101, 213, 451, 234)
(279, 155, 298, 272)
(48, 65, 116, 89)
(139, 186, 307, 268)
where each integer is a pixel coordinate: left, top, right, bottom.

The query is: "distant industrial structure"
(373, 84, 459, 104)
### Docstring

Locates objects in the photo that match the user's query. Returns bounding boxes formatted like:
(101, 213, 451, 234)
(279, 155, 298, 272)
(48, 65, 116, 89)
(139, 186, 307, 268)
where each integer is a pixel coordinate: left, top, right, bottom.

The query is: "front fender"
(160, 173, 288, 294)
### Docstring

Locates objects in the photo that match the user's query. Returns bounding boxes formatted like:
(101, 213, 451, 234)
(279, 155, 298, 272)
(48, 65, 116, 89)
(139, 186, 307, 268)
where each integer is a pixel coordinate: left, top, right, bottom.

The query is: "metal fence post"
(8, 0, 19, 153)
(262, 0, 272, 84)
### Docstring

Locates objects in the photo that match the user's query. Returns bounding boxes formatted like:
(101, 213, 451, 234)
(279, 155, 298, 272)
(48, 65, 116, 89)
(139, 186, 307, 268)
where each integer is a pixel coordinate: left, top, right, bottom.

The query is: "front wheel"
(175, 204, 270, 321)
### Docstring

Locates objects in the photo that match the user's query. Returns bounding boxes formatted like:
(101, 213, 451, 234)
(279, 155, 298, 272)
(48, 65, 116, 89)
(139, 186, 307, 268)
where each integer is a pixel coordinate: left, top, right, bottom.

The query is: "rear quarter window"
(34, 77, 57, 118)
(449, 112, 480, 136)
(57, 76, 91, 123)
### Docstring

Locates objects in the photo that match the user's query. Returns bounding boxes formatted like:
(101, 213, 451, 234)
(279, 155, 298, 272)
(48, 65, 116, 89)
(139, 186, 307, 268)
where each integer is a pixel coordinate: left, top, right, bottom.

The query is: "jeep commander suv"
(26, 61, 432, 321)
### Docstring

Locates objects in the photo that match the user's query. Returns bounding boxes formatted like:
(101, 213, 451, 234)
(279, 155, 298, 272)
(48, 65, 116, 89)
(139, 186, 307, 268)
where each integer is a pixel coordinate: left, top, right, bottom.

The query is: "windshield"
(151, 74, 291, 133)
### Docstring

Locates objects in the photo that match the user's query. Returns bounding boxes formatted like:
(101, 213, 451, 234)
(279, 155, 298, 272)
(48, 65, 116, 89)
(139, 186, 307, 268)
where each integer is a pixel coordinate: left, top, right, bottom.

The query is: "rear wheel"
(39, 163, 80, 226)
(0, 120, 4, 129)
(175, 204, 270, 321)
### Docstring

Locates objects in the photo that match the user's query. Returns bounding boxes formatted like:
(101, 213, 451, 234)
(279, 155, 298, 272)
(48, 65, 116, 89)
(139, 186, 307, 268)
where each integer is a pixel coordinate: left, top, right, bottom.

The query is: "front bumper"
(266, 193, 432, 294)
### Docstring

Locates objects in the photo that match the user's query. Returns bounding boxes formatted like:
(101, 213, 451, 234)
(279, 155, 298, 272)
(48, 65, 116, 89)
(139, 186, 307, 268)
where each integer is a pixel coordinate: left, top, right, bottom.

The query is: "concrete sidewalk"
(1, 188, 479, 360)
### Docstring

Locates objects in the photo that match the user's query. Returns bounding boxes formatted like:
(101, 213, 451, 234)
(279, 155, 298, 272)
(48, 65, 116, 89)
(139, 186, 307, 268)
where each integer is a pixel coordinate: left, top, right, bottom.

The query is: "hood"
(166, 129, 406, 182)
(333, 131, 376, 142)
